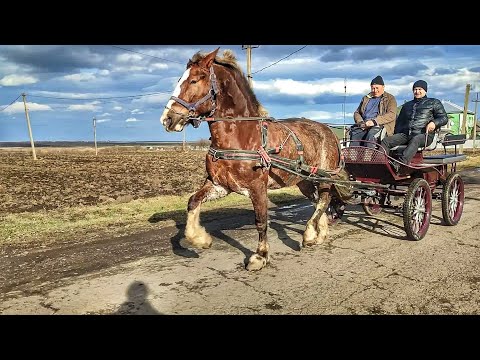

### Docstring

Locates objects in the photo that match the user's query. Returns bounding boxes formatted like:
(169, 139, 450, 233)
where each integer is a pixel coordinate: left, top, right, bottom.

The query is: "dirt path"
(1, 169, 480, 315)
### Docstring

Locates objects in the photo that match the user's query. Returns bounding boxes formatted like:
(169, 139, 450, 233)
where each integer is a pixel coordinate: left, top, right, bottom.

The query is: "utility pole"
(460, 83, 471, 154)
(22, 93, 37, 160)
(93, 116, 98, 156)
(343, 78, 347, 142)
(183, 126, 186, 151)
(242, 45, 259, 88)
(473, 92, 479, 152)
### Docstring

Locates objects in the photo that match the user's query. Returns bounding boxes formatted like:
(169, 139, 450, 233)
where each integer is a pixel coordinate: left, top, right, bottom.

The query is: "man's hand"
(365, 120, 375, 128)
(426, 121, 436, 132)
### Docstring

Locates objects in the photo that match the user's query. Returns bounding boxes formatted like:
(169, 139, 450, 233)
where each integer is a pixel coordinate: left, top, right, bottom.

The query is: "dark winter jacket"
(394, 96, 448, 136)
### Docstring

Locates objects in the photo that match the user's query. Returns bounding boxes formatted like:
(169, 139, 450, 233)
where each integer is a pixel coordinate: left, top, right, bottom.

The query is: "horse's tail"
(331, 168, 353, 201)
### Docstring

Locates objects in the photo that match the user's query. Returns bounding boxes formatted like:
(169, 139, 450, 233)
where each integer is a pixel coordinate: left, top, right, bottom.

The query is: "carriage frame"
(336, 130, 467, 241)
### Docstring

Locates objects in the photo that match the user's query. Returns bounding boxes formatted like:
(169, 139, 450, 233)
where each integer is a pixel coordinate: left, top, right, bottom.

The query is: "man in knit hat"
(351, 75, 397, 148)
(381, 79, 448, 171)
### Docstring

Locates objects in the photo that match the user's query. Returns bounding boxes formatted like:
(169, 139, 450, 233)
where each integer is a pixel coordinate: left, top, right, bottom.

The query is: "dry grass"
(0, 187, 302, 246)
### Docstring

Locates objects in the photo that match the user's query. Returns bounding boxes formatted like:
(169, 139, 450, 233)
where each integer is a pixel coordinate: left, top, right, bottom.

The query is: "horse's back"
(278, 118, 336, 139)
(274, 118, 340, 169)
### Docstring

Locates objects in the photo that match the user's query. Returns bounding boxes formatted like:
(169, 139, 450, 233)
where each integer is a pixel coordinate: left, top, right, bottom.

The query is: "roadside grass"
(0, 187, 303, 246)
(455, 149, 480, 170)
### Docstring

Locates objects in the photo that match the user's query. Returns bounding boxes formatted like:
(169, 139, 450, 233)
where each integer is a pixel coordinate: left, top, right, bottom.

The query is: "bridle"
(167, 65, 219, 128)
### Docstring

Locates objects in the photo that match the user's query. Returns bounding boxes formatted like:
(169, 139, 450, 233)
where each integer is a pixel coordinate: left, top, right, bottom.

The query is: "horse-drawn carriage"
(336, 127, 467, 241)
(160, 47, 468, 271)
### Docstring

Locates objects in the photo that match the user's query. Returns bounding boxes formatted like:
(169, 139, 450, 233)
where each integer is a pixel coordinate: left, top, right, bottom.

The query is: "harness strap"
(206, 117, 344, 180)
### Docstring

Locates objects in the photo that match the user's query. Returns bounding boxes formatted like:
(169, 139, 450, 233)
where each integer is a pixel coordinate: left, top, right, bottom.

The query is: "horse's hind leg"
(185, 178, 229, 249)
(303, 188, 331, 247)
(246, 183, 269, 271)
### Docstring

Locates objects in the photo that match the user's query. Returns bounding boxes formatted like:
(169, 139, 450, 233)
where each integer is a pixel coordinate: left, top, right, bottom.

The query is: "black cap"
(413, 80, 427, 92)
(371, 75, 384, 86)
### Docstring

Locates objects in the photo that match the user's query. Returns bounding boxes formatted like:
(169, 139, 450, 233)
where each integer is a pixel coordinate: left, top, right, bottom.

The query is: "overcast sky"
(1, 45, 479, 142)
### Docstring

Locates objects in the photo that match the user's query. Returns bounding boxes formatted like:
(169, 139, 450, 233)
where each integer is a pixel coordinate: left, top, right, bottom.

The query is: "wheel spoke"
(448, 180, 459, 218)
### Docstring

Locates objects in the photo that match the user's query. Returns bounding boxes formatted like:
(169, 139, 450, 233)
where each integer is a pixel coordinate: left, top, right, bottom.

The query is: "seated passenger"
(350, 75, 397, 148)
(381, 80, 448, 166)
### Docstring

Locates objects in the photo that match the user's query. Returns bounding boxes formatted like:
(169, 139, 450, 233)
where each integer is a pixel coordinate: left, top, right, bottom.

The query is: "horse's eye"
(190, 79, 198, 84)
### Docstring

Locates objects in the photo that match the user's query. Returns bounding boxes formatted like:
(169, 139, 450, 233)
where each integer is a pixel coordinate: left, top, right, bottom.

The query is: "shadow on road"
(113, 280, 162, 315)
(340, 210, 408, 240)
(148, 200, 309, 263)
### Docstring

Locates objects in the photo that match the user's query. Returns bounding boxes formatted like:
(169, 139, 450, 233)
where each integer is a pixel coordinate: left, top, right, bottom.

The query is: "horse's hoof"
(302, 240, 316, 247)
(186, 233, 213, 249)
(246, 254, 267, 271)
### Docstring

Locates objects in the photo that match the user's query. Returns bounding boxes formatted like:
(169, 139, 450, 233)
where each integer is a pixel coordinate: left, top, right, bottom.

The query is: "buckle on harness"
(191, 118, 202, 128)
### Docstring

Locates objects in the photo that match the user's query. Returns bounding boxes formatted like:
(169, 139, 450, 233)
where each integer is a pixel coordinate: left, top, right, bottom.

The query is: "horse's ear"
(201, 47, 220, 69)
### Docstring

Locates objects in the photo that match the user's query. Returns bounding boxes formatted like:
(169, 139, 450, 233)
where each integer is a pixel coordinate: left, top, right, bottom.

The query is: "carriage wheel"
(403, 178, 432, 241)
(362, 196, 383, 216)
(441, 173, 464, 226)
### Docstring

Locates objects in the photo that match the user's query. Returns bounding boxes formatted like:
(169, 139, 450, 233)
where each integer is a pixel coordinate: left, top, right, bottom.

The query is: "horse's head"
(160, 48, 220, 132)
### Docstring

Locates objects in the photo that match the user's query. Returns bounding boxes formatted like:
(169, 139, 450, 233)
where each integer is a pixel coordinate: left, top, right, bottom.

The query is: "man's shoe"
(390, 161, 400, 173)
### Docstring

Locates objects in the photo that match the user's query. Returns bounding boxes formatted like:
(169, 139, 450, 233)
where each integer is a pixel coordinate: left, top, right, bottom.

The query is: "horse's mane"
(190, 49, 269, 117)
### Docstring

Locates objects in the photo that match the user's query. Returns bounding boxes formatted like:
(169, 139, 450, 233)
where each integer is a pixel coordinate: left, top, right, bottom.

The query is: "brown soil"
(0, 147, 207, 214)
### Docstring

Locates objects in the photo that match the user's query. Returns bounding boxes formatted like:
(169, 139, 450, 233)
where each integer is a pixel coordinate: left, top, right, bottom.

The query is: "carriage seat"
(390, 131, 439, 153)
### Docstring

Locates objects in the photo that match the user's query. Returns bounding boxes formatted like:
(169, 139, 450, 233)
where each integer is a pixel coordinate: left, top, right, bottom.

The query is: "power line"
(251, 45, 308, 75)
(27, 91, 171, 101)
(111, 45, 184, 64)
(0, 94, 21, 112)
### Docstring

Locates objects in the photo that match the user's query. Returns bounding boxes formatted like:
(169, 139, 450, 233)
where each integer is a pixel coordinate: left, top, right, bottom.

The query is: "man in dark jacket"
(351, 75, 397, 148)
(381, 79, 448, 165)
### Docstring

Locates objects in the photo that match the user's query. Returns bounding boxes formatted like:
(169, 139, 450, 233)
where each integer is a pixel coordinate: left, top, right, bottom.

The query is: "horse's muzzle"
(163, 111, 189, 132)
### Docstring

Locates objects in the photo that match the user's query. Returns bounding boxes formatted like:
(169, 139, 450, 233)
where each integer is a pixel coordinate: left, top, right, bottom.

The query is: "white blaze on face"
(160, 68, 191, 125)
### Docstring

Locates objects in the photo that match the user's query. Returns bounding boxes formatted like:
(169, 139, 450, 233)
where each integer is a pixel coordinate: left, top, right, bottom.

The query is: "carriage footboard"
(422, 154, 467, 164)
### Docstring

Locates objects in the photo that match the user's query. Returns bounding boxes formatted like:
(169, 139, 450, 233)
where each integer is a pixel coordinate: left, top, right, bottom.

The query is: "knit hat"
(413, 80, 428, 92)
(371, 75, 384, 86)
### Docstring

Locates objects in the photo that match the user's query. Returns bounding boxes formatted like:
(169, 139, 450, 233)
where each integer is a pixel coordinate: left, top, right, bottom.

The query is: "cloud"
(30, 91, 107, 99)
(296, 110, 352, 121)
(254, 78, 368, 97)
(96, 119, 110, 123)
(116, 53, 143, 62)
(3, 101, 52, 114)
(63, 73, 96, 82)
(131, 93, 170, 106)
(113, 106, 123, 111)
(0, 74, 38, 86)
(67, 102, 101, 111)
(126, 117, 140, 122)
(131, 109, 144, 114)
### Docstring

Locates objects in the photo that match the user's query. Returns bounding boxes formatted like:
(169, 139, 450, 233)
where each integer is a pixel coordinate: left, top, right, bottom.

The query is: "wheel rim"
(411, 184, 431, 236)
(448, 176, 464, 222)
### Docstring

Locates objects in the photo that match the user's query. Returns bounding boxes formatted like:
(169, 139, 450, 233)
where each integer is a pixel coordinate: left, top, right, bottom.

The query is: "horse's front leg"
(246, 183, 269, 271)
(185, 178, 230, 249)
(303, 188, 331, 247)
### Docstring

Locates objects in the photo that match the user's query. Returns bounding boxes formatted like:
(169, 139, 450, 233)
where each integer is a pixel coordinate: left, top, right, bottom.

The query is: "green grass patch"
(0, 187, 303, 246)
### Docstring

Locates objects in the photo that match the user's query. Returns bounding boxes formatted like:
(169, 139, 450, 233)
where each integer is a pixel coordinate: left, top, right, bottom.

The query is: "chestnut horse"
(160, 48, 350, 271)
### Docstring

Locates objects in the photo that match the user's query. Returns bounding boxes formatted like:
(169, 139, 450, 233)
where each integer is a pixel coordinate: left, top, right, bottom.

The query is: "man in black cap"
(381, 79, 448, 170)
(351, 75, 397, 148)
